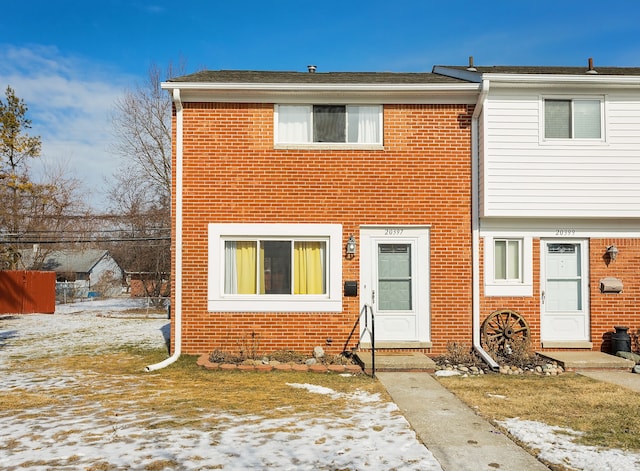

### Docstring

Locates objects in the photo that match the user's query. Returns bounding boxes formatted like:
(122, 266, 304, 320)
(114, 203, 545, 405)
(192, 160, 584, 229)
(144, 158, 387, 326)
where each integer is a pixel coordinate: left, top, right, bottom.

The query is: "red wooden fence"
(0, 271, 55, 314)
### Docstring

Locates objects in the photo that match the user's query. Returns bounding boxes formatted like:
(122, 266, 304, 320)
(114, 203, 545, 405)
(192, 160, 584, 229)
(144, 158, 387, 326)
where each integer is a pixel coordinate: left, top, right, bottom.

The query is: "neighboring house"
(435, 60, 640, 353)
(162, 69, 479, 357)
(20, 249, 124, 298)
(126, 271, 170, 297)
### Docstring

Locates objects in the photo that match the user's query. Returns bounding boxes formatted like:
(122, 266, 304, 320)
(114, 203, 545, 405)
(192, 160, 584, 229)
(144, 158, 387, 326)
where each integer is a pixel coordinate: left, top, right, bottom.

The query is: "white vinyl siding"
(480, 88, 640, 218)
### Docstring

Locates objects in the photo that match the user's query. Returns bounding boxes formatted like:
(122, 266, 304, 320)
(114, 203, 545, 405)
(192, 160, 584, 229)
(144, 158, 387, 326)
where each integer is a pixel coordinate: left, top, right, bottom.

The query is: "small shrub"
(436, 342, 482, 366)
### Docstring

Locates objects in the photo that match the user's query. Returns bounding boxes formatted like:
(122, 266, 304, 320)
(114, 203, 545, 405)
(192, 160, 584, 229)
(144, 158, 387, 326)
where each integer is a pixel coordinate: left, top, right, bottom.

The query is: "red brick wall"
(479, 238, 640, 353)
(590, 238, 640, 352)
(171, 102, 474, 356)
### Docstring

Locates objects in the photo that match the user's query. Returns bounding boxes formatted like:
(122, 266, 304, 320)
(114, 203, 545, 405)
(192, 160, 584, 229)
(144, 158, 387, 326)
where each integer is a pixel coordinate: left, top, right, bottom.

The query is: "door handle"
(541, 290, 545, 304)
(372, 290, 376, 305)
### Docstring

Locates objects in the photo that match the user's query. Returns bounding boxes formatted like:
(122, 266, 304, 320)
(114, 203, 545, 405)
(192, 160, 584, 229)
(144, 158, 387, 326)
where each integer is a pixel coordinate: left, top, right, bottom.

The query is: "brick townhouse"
(155, 62, 640, 368)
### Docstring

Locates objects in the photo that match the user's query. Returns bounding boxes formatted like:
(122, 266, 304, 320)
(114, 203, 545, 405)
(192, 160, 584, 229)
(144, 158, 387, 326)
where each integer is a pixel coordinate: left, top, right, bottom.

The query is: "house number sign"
(384, 228, 404, 236)
(555, 229, 576, 236)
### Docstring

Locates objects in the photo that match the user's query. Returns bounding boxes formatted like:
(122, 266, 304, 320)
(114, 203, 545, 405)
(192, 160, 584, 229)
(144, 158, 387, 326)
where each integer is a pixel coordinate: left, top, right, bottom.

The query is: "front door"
(540, 240, 589, 342)
(360, 227, 430, 346)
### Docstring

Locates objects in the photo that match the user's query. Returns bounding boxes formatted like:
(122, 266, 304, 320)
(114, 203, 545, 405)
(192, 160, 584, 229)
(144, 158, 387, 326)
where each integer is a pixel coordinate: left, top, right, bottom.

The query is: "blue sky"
(1, 0, 639, 209)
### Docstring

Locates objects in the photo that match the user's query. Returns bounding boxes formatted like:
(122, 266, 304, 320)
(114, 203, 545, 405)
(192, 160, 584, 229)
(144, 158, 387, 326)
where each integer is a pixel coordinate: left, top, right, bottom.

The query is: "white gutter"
(146, 88, 183, 372)
(471, 79, 499, 371)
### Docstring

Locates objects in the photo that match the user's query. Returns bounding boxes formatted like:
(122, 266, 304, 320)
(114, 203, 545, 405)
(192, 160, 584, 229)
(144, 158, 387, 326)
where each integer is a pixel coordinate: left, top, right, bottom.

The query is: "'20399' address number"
(555, 229, 576, 236)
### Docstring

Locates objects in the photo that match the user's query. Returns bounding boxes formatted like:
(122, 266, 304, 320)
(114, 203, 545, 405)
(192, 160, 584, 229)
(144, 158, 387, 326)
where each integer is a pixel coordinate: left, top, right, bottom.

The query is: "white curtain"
(224, 241, 238, 294)
(348, 106, 380, 143)
(277, 105, 311, 143)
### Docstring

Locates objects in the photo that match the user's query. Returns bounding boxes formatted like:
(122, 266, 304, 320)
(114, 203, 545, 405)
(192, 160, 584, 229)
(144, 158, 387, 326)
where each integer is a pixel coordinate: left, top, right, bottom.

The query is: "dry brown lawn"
(438, 373, 640, 451)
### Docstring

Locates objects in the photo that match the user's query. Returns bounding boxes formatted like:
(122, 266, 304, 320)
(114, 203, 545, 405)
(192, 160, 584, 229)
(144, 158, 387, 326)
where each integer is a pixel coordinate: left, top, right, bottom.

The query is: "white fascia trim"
(161, 82, 480, 104)
(161, 81, 480, 92)
(484, 73, 640, 87)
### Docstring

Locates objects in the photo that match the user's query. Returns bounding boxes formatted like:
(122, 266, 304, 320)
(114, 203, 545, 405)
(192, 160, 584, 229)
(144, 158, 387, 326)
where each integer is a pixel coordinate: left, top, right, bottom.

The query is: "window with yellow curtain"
(224, 239, 327, 295)
(224, 241, 257, 294)
(294, 241, 326, 294)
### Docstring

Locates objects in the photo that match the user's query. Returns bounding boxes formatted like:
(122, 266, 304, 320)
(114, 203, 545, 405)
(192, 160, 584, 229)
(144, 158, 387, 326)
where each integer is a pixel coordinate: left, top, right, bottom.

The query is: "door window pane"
(545, 243, 582, 311)
(378, 244, 412, 311)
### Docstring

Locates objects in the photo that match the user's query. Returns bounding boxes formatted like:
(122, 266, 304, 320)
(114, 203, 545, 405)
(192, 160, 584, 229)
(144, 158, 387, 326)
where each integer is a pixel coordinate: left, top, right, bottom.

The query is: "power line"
(0, 236, 170, 244)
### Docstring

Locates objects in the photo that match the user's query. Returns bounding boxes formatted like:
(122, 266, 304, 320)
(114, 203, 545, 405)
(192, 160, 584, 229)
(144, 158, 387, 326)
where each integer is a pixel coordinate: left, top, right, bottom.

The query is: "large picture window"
(276, 105, 382, 145)
(544, 98, 602, 139)
(209, 224, 342, 312)
(224, 240, 326, 295)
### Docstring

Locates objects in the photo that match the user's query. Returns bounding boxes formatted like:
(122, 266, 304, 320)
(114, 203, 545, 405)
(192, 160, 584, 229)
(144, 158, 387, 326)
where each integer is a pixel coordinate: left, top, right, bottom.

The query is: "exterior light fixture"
(606, 244, 619, 262)
(346, 235, 357, 256)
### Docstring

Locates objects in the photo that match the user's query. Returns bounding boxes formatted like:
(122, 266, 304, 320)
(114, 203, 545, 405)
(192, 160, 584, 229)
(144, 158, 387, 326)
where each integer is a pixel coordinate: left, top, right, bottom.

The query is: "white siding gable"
(481, 87, 640, 218)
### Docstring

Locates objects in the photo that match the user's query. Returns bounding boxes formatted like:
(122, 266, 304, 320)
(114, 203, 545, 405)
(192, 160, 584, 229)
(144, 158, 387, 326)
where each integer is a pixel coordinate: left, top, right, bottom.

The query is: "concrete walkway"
(377, 372, 549, 471)
(577, 369, 640, 392)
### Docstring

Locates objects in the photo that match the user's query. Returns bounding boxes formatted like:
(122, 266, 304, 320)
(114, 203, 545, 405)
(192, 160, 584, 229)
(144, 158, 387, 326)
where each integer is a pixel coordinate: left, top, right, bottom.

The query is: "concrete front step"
(538, 351, 635, 371)
(355, 351, 436, 374)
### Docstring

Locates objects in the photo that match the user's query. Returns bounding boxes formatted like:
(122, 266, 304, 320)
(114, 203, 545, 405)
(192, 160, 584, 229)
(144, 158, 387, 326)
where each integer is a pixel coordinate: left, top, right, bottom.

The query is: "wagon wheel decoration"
(481, 309, 530, 352)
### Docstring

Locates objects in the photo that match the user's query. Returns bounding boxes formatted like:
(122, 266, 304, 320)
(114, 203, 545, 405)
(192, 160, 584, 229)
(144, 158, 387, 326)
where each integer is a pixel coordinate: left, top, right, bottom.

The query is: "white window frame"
(540, 95, 606, 144)
(484, 235, 533, 297)
(208, 223, 343, 312)
(274, 104, 383, 149)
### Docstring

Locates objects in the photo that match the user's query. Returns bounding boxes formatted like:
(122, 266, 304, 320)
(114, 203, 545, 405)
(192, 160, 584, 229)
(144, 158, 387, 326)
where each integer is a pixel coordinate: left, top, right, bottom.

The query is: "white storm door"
(540, 240, 589, 342)
(360, 227, 430, 345)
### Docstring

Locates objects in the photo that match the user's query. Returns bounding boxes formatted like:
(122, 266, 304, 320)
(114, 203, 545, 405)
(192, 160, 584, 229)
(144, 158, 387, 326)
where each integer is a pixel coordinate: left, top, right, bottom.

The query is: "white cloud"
(0, 44, 136, 209)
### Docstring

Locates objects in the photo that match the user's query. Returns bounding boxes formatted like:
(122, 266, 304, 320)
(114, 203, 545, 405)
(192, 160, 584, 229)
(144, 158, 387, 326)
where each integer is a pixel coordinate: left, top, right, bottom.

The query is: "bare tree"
(108, 62, 183, 305)
(110, 63, 183, 202)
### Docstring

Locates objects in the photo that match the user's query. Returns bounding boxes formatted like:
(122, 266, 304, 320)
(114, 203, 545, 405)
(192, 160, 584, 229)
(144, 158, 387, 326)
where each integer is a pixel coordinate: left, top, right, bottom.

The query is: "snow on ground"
(0, 298, 442, 470)
(499, 418, 640, 471)
(2, 298, 640, 470)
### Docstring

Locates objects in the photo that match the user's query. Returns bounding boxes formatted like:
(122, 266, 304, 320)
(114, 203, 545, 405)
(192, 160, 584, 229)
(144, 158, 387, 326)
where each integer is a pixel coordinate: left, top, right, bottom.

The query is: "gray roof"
(435, 65, 640, 76)
(167, 70, 469, 84)
(19, 249, 114, 273)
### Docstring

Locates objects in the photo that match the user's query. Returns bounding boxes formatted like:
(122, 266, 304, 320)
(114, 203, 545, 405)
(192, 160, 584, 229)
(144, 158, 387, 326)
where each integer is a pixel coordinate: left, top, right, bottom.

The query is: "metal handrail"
(360, 303, 375, 377)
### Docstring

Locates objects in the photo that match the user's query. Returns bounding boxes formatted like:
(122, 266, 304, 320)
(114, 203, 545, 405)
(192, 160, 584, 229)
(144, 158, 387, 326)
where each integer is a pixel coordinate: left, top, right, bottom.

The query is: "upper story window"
(276, 105, 382, 145)
(544, 98, 602, 140)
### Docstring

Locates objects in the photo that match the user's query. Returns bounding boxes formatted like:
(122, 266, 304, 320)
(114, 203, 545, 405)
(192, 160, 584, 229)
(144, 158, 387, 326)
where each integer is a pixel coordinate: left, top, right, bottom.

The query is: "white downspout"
(146, 88, 183, 372)
(472, 79, 499, 371)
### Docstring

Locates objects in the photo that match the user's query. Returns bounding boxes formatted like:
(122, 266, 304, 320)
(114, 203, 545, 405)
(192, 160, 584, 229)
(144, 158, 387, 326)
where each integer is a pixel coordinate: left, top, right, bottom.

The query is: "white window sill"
(275, 143, 384, 151)
(208, 298, 342, 313)
(485, 283, 533, 297)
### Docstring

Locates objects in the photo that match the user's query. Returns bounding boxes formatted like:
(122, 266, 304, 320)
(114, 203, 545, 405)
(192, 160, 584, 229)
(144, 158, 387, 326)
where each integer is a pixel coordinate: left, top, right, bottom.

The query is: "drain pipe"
(471, 79, 499, 371)
(146, 88, 183, 372)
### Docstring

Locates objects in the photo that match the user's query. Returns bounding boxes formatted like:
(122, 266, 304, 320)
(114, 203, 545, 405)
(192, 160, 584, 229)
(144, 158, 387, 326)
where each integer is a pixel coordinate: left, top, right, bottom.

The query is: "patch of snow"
(0, 298, 442, 470)
(499, 418, 640, 471)
(434, 369, 461, 377)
